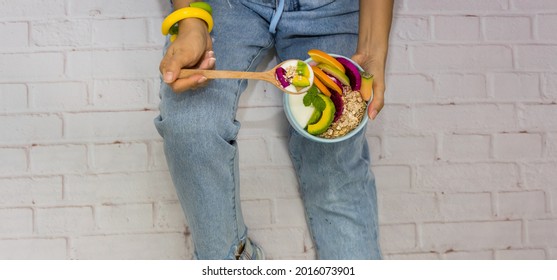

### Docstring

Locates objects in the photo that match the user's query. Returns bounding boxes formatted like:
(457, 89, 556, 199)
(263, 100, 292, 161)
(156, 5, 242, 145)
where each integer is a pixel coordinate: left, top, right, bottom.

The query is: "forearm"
(357, 0, 394, 63)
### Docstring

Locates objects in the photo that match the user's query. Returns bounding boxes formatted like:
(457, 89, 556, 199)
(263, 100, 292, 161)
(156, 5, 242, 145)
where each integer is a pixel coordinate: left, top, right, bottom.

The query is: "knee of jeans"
(155, 108, 239, 148)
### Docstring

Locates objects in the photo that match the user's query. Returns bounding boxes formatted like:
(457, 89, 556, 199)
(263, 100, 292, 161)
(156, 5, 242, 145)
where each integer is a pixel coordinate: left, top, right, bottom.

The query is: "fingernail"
(197, 76, 208, 83)
(163, 72, 173, 83)
(370, 109, 378, 120)
(207, 50, 214, 57)
(208, 57, 216, 66)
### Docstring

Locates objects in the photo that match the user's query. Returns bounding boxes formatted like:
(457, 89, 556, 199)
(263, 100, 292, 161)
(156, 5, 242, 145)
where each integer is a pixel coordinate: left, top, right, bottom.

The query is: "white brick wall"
(1, 0, 556, 260)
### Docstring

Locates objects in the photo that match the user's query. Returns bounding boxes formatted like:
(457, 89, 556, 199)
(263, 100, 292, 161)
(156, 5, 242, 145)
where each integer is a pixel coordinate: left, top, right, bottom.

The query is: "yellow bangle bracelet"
(161, 6, 213, 36)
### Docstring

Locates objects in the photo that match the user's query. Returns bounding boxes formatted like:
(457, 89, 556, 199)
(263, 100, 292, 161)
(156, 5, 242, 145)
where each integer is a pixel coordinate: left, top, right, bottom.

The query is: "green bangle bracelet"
(189, 2, 212, 15)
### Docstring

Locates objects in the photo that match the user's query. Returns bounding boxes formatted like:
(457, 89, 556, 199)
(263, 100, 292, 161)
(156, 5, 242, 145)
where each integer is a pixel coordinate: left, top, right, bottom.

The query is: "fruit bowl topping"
(275, 60, 314, 94)
(286, 50, 373, 140)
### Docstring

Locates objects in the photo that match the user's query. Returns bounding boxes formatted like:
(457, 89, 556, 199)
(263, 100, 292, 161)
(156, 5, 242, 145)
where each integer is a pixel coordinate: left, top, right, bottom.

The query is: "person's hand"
(159, 18, 214, 93)
(351, 53, 386, 121)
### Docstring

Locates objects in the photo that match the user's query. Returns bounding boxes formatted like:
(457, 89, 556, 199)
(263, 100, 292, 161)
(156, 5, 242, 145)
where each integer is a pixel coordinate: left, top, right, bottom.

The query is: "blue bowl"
(283, 54, 369, 143)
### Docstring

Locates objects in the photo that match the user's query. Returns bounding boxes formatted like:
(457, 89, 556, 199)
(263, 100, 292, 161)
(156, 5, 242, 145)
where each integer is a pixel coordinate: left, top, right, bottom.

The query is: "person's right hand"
(159, 18, 215, 93)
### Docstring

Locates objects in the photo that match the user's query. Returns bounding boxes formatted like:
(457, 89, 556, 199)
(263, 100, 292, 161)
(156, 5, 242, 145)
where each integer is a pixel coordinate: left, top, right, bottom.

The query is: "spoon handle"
(179, 69, 275, 83)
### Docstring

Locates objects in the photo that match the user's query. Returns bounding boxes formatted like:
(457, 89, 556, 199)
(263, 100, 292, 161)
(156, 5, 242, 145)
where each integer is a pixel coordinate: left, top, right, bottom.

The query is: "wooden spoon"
(178, 59, 314, 95)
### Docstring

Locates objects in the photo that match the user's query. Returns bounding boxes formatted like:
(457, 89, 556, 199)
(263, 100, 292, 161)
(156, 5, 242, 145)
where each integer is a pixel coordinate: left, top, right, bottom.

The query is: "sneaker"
(237, 238, 265, 260)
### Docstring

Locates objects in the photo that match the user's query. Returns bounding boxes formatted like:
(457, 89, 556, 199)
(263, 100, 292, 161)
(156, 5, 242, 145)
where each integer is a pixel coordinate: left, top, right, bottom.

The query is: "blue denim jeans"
(154, 0, 381, 260)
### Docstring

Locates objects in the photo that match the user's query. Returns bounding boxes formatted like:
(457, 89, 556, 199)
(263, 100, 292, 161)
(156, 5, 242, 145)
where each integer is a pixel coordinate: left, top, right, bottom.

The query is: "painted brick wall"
(1, 0, 556, 260)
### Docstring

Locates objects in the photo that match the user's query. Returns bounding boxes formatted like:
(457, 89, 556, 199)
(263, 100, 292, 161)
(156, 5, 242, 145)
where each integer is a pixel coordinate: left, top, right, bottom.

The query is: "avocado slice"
(296, 61, 311, 78)
(306, 108, 322, 127)
(291, 74, 310, 87)
(307, 94, 336, 135)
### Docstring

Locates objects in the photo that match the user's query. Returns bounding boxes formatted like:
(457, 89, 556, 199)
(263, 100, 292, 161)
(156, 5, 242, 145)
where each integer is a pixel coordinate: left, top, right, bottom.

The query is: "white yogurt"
(278, 60, 314, 94)
(287, 92, 315, 128)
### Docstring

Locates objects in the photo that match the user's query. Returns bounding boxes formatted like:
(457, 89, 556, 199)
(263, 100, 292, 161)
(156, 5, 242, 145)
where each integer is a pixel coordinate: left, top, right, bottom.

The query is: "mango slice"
(360, 71, 374, 101)
(311, 66, 343, 95)
(308, 49, 345, 73)
(313, 77, 332, 97)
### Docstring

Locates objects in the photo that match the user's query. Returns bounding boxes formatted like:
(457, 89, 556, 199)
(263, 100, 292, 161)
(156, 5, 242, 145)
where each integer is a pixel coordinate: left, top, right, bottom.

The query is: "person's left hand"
(351, 53, 386, 120)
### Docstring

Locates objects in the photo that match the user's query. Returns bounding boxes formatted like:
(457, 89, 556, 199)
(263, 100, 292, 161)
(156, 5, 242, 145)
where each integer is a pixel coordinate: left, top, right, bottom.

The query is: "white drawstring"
(268, 0, 285, 34)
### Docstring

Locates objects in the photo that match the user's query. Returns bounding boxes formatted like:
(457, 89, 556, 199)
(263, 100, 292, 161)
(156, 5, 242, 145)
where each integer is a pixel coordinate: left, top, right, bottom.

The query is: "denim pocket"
(298, 0, 336, 11)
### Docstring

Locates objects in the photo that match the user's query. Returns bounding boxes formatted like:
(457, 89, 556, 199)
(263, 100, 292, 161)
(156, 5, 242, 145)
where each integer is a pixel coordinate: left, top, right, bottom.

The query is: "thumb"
(160, 49, 197, 84)
(368, 84, 385, 120)
(160, 54, 181, 84)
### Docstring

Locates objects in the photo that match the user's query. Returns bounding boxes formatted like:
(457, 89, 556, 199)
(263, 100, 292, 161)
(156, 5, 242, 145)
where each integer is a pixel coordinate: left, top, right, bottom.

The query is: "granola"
(319, 88, 366, 139)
